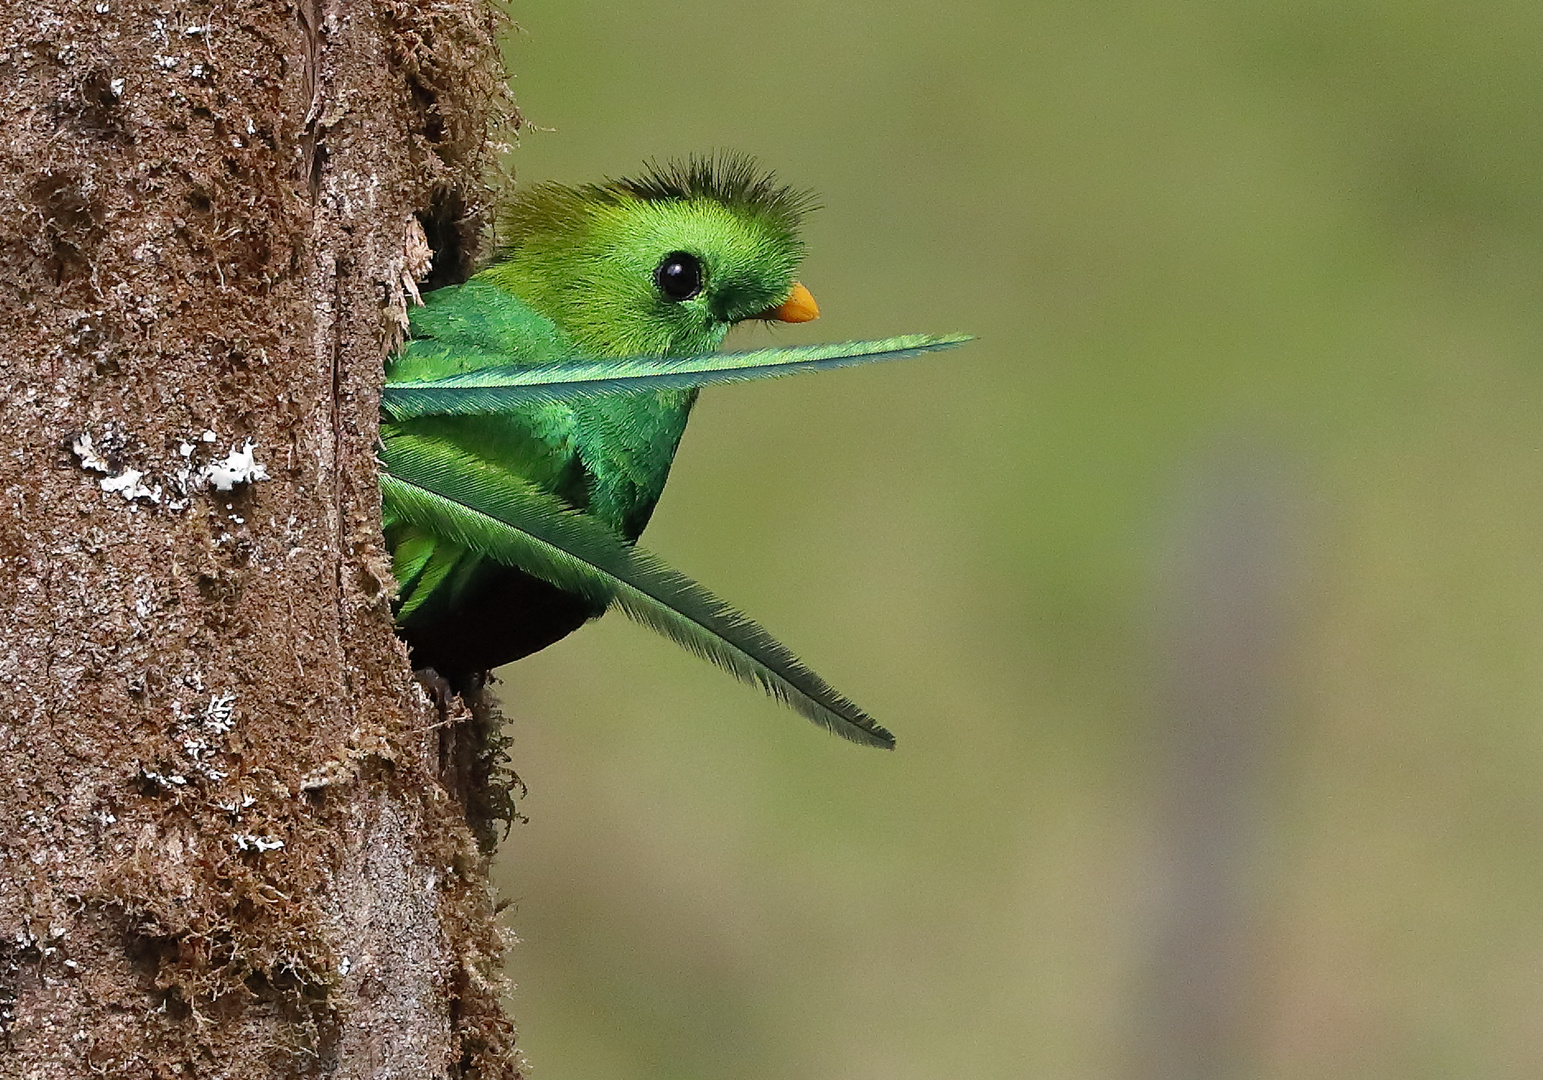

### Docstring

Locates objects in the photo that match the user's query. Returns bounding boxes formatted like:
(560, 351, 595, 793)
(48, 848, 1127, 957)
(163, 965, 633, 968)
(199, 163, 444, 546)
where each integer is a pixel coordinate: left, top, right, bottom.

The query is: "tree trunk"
(0, 0, 519, 1075)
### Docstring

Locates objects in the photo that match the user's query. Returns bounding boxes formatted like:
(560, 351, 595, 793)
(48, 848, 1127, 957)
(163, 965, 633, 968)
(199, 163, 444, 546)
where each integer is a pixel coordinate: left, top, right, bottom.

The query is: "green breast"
(386, 279, 697, 537)
(574, 387, 698, 538)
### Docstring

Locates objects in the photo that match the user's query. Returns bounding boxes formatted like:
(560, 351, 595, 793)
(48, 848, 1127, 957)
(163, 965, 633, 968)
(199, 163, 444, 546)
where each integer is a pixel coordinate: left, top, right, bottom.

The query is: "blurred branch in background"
(1130, 444, 1312, 1080)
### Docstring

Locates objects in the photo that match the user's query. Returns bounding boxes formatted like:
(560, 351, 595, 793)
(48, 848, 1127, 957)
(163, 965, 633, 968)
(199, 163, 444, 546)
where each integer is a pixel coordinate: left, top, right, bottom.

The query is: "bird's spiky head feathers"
(479, 154, 816, 357)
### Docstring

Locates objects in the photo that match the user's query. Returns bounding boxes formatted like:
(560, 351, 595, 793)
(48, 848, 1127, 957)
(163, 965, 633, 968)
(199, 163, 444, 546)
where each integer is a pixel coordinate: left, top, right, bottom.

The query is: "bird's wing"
(379, 437, 897, 750)
(389, 278, 577, 384)
(381, 334, 972, 420)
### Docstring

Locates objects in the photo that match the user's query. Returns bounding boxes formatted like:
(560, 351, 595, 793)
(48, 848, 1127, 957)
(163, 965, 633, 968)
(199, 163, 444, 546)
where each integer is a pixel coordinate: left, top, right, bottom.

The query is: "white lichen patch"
(199, 439, 270, 491)
(70, 432, 110, 474)
(216, 794, 257, 816)
(234, 834, 284, 853)
(203, 691, 237, 735)
(72, 432, 164, 503)
(138, 767, 188, 788)
(167, 691, 241, 786)
(99, 468, 161, 504)
(72, 428, 271, 509)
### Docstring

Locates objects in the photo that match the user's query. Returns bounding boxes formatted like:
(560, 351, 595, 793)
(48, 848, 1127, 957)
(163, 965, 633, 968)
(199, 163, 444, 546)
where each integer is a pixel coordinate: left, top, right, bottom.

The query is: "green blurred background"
(489, 2, 1543, 1076)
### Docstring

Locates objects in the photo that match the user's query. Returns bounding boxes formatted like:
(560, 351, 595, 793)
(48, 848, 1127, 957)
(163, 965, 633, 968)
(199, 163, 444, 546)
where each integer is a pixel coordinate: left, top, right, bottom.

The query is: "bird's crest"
(493, 152, 815, 257)
(612, 153, 817, 234)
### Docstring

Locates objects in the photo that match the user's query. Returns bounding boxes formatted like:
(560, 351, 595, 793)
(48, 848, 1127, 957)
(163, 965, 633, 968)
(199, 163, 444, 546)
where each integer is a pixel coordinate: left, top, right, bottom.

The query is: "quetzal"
(379, 155, 967, 749)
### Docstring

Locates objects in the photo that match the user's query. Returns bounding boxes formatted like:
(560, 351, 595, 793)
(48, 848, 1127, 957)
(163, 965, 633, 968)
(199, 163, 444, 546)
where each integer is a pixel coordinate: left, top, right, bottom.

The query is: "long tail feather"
(382, 334, 971, 420)
(380, 439, 896, 749)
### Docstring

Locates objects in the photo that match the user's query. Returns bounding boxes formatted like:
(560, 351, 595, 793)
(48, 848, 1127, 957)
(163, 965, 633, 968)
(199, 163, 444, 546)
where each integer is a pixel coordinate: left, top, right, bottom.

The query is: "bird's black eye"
(655, 251, 704, 301)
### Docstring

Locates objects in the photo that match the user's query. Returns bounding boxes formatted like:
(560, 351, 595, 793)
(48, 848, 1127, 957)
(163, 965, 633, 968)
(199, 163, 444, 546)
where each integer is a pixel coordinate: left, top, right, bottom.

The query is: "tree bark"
(0, 0, 519, 1075)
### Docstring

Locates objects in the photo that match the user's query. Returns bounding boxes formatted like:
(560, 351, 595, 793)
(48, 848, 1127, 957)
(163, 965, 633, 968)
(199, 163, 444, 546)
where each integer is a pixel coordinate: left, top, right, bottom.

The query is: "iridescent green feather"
(381, 438, 896, 749)
(383, 334, 972, 419)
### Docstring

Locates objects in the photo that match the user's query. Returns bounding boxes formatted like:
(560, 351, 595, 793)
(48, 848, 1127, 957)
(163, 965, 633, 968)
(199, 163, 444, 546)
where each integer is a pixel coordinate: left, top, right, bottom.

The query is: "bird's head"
(481, 155, 819, 357)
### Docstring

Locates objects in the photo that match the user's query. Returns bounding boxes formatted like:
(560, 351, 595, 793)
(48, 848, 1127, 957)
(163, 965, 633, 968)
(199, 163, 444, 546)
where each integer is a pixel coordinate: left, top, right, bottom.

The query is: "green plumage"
(381, 155, 967, 748)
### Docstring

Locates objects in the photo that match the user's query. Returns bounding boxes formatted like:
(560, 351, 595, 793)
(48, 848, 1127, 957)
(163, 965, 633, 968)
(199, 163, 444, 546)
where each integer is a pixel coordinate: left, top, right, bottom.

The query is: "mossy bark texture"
(0, 0, 519, 1075)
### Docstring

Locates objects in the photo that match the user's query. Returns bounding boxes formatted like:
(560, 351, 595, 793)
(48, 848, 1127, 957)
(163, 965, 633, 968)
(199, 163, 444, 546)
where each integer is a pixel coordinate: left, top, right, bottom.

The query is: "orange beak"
(753, 281, 820, 323)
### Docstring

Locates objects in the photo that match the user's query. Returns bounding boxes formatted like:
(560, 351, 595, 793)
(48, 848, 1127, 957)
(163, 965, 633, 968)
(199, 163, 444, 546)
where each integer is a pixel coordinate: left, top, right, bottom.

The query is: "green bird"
(379, 155, 967, 749)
